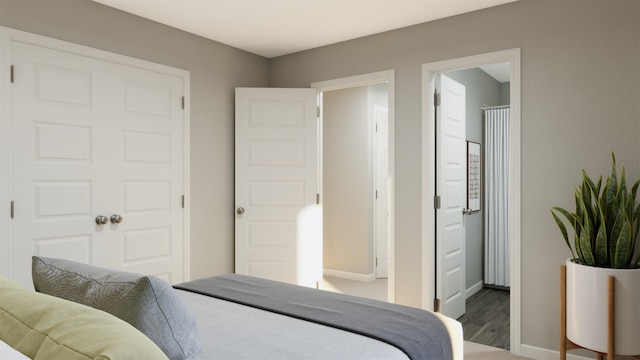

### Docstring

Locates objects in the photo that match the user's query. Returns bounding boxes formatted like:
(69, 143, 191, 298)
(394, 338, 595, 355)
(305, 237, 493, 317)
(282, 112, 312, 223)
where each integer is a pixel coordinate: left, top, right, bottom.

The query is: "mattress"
(175, 288, 463, 360)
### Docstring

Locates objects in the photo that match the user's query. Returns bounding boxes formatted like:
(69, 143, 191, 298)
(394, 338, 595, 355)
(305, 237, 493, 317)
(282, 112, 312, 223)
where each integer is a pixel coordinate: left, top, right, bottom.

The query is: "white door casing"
(374, 105, 389, 278)
(234, 87, 321, 288)
(435, 74, 466, 319)
(3, 29, 189, 289)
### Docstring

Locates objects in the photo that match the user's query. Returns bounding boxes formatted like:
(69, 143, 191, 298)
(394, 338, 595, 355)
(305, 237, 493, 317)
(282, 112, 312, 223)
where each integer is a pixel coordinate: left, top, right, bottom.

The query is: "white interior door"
(10, 42, 109, 288)
(235, 87, 321, 288)
(374, 105, 389, 278)
(9, 40, 186, 288)
(106, 63, 186, 282)
(435, 74, 466, 319)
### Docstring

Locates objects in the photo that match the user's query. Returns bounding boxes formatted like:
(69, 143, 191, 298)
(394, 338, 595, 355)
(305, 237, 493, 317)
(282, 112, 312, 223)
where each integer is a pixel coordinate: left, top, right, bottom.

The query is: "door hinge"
(434, 298, 441, 312)
(434, 92, 440, 106)
(375, 190, 378, 199)
(376, 257, 378, 266)
(181, 96, 185, 110)
(181, 195, 185, 208)
(316, 193, 320, 204)
(10, 65, 14, 83)
(434, 195, 441, 209)
(10, 201, 14, 219)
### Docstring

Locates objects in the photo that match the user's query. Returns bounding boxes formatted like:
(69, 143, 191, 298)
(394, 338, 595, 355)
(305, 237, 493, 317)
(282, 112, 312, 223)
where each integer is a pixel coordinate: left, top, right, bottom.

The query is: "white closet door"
(106, 63, 185, 282)
(11, 42, 110, 288)
(10, 41, 186, 288)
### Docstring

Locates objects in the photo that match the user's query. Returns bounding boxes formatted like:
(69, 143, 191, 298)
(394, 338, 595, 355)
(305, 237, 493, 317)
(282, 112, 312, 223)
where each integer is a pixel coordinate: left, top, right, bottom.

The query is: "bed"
(0, 257, 463, 360)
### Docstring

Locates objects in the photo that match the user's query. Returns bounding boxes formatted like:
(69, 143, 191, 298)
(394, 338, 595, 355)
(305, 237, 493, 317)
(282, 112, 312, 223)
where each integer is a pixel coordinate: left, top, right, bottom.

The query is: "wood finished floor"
(458, 287, 510, 350)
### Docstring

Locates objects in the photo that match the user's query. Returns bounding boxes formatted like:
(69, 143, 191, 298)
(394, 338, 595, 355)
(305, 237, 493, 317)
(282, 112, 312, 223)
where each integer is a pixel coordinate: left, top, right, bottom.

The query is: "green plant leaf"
(575, 191, 584, 225)
(594, 209, 608, 265)
(551, 208, 576, 259)
(612, 220, 632, 268)
(608, 155, 618, 209)
(595, 176, 603, 197)
(578, 221, 595, 265)
(620, 167, 628, 199)
(601, 179, 614, 227)
(583, 173, 602, 228)
(631, 200, 640, 264)
(610, 207, 624, 265)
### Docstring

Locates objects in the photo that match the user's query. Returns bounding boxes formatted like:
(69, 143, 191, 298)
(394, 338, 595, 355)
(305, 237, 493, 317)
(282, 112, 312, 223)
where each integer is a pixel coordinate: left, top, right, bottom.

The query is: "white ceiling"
(92, 0, 517, 59)
(478, 63, 511, 83)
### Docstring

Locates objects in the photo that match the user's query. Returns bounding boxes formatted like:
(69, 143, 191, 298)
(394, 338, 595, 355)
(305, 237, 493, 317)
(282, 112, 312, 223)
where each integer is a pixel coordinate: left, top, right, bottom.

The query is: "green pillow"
(32, 257, 201, 360)
(0, 275, 169, 360)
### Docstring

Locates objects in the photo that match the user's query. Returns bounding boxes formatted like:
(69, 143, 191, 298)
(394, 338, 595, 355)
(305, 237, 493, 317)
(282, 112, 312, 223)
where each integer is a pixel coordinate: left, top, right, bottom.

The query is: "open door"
(234, 87, 321, 288)
(435, 74, 467, 319)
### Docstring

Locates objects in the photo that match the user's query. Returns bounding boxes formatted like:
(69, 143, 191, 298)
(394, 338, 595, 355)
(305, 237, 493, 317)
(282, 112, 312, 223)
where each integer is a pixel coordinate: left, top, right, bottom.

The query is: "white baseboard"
(466, 280, 483, 299)
(323, 268, 376, 282)
(520, 344, 595, 360)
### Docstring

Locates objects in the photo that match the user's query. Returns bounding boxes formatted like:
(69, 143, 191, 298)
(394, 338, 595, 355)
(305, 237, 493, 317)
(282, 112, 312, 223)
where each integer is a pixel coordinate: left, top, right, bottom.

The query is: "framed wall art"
(467, 141, 481, 212)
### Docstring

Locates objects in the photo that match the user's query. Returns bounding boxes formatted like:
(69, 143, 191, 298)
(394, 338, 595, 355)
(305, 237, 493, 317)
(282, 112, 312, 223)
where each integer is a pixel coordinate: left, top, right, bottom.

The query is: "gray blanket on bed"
(174, 274, 452, 360)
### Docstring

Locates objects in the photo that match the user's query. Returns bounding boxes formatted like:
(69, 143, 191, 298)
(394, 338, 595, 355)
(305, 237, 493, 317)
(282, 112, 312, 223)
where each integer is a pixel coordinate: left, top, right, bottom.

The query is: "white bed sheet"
(0, 340, 29, 360)
(175, 289, 463, 360)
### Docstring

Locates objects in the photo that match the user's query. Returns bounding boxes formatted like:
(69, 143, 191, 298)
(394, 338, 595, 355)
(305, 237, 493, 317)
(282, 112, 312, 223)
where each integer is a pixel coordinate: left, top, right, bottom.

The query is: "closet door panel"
(106, 64, 185, 282)
(10, 42, 109, 288)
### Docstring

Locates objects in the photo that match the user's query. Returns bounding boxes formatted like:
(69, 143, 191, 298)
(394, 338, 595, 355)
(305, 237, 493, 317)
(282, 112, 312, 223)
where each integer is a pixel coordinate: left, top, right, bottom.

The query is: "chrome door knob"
(110, 214, 123, 224)
(236, 207, 245, 215)
(462, 208, 473, 215)
(95, 215, 108, 225)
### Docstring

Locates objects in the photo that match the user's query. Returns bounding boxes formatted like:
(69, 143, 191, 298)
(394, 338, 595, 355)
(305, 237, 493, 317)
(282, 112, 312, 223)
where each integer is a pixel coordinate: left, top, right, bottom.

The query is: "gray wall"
(269, 0, 640, 352)
(444, 68, 504, 294)
(500, 82, 511, 105)
(0, 0, 270, 281)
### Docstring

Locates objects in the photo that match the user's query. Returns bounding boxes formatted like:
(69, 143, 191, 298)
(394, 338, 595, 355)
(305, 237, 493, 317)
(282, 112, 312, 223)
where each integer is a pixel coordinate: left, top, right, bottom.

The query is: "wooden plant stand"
(560, 265, 640, 360)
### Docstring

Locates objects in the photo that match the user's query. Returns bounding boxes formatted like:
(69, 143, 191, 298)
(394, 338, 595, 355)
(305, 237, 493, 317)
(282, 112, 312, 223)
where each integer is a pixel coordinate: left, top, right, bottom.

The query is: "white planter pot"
(566, 259, 640, 355)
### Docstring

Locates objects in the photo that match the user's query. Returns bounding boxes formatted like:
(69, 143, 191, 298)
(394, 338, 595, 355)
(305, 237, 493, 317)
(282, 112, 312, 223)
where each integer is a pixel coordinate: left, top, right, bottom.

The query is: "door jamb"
(421, 49, 521, 354)
(311, 69, 396, 302)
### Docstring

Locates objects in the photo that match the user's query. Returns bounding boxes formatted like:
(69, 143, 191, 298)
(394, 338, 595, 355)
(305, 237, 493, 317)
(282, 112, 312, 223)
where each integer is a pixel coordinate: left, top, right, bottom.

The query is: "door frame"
(0, 26, 191, 280)
(311, 69, 396, 302)
(421, 49, 522, 353)
(373, 104, 389, 279)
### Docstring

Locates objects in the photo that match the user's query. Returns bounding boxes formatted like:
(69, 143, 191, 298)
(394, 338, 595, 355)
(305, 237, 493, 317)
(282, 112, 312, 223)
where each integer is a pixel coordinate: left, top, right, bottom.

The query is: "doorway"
(421, 49, 522, 354)
(312, 70, 395, 303)
(443, 66, 512, 350)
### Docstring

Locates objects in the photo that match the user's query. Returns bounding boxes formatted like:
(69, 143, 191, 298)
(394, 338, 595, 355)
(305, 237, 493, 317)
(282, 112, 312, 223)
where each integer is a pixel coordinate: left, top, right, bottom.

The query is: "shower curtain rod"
(481, 104, 511, 111)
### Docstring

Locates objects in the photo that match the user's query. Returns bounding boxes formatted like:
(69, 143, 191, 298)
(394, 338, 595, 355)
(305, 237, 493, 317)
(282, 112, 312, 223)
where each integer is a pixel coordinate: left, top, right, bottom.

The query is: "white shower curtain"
(484, 107, 510, 288)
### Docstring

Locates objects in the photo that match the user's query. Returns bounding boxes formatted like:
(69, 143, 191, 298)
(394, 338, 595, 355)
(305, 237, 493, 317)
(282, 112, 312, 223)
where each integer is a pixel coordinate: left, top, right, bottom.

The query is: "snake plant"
(551, 153, 640, 269)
